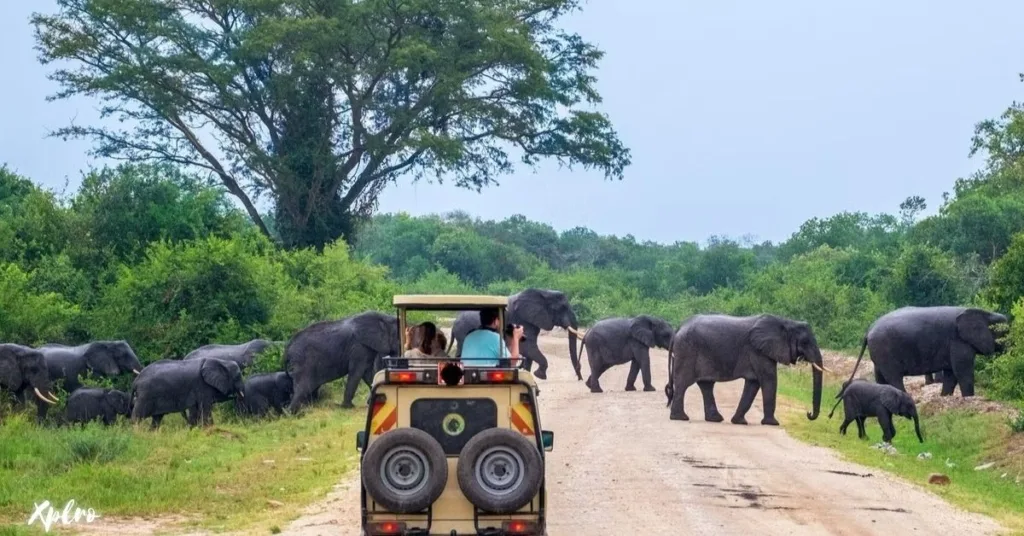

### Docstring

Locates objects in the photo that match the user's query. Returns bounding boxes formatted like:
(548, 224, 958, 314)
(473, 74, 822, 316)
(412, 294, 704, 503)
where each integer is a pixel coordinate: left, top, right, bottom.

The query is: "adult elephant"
(184, 339, 275, 370)
(131, 358, 244, 428)
(580, 315, 675, 393)
(286, 311, 400, 412)
(37, 340, 143, 392)
(665, 314, 827, 425)
(1, 344, 59, 422)
(846, 306, 1008, 397)
(448, 289, 583, 380)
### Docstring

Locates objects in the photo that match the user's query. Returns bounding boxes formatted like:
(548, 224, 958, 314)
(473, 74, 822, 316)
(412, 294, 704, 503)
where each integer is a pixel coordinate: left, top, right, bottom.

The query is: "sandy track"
(277, 334, 1003, 536)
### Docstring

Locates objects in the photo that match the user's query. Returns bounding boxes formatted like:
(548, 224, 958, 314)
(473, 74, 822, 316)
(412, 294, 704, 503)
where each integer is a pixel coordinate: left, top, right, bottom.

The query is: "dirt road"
(281, 334, 1003, 536)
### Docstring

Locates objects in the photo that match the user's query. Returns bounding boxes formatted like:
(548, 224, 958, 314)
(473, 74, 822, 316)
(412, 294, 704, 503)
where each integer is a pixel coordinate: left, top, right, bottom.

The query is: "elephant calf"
(236, 372, 293, 418)
(65, 388, 131, 426)
(829, 380, 923, 443)
(581, 315, 674, 393)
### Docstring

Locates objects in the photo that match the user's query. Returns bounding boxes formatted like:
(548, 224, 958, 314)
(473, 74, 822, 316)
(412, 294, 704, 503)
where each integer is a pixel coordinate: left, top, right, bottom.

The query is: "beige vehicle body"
(357, 295, 552, 536)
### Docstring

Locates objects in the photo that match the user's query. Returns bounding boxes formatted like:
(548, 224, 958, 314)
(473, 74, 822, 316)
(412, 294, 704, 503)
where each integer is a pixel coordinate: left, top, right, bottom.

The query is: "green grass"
(778, 366, 1024, 532)
(0, 382, 366, 534)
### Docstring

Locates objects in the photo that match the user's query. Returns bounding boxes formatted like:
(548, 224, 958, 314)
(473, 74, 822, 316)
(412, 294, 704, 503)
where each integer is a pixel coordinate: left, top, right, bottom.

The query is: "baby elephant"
(65, 388, 131, 426)
(829, 380, 923, 443)
(235, 372, 293, 418)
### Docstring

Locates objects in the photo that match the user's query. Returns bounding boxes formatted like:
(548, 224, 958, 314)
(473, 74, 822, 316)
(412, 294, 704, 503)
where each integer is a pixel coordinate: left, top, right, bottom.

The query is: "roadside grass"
(0, 382, 367, 534)
(778, 365, 1024, 532)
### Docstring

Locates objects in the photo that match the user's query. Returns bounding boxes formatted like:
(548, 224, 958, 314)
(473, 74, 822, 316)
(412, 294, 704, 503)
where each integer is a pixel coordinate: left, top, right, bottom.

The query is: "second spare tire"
(361, 427, 448, 513)
(457, 428, 543, 514)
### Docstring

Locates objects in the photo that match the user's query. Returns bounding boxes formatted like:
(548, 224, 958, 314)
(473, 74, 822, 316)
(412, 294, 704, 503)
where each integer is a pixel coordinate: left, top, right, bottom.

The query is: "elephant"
(828, 379, 923, 443)
(448, 289, 583, 380)
(580, 315, 675, 393)
(36, 340, 143, 393)
(846, 306, 1008, 397)
(665, 314, 827, 426)
(131, 358, 244, 428)
(0, 344, 59, 422)
(235, 372, 293, 418)
(285, 311, 400, 412)
(64, 388, 131, 426)
(184, 339, 276, 370)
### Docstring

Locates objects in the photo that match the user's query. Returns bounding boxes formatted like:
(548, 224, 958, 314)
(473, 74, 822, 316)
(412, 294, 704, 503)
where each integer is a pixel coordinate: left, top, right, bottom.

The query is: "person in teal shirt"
(461, 308, 522, 367)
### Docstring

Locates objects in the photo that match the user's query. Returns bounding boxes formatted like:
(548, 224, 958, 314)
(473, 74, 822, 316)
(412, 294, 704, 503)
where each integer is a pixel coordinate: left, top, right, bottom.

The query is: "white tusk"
(810, 363, 835, 375)
(35, 388, 56, 405)
(132, 369, 141, 375)
(567, 327, 585, 337)
(47, 392, 60, 403)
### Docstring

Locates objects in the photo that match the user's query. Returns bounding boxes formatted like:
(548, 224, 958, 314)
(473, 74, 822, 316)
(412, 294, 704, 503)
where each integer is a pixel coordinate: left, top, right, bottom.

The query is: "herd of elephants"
(0, 287, 1010, 444)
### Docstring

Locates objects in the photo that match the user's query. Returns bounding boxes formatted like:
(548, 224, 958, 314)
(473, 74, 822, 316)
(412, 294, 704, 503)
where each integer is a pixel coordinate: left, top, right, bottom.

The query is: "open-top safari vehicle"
(356, 295, 554, 536)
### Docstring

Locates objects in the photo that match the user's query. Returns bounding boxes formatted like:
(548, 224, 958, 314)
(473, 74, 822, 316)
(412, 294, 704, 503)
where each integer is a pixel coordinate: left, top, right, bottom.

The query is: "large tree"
(33, 0, 630, 248)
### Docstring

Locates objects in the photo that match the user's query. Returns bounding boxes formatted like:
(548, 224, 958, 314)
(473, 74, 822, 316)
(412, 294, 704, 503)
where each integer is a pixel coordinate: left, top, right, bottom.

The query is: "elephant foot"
(670, 411, 689, 421)
(761, 417, 780, 426)
(590, 385, 603, 394)
(704, 412, 725, 423)
(338, 401, 355, 409)
(624, 385, 637, 391)
(643, 385, 657, 392)
(533, 370, 548, 380)
(730, 415, 748, 425)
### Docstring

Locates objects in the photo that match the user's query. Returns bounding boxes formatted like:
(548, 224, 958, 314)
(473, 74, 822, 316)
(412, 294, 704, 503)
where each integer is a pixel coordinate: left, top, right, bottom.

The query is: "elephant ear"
(86, 343, 121, 376)
(200, 359, 233, 395)
(0, 349, 23, 389)
(630, 317, 656, 348)
(957, 309, 996, 355)
(106, 390, 130, 415)
(878, 387, 911, 416)
(363, 315, 397, 355)
(510, 291, 555, 331)
(749, 316, 793, 365)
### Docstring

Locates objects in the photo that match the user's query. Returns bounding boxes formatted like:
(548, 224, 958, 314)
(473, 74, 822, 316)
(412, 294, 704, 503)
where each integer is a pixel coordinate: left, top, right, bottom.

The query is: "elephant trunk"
(568, 326, 581, 381)
(912, 409, 924, 443)
(807, 348, 823, 421)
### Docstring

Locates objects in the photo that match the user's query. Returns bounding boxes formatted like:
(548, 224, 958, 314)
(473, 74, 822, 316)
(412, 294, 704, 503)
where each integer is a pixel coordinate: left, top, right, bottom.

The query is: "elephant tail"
(839, 336, 869, 399)
(827, 381, 849, 419)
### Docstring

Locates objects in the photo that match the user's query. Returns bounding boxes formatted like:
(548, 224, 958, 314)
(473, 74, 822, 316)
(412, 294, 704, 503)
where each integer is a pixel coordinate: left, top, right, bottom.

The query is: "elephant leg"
(150, 414, 164, 430)
(289, 379, 321, 413)
(522, 338, 549, 380)
(35, 400, 49, 424)
(856, 417, 867, 439)
(586, 363, 607, 393)
(877, 411, 895, 443)
(639, 347, 655, 391)
(669, 369, 695, 421)
(950, 354, 975, 397)
(924, 372, 935, 385)
(625, 360, 640, 391)
(731, 379, 760, 425)
(697, 381, 723, 422)
(940, 369, 958, 396)
(341, 360, 370, 408)
(874, 368, 888, 385)
(760, 375, 779, 426)
(839, 416, 854, 435)
(887, 373, 907, 393)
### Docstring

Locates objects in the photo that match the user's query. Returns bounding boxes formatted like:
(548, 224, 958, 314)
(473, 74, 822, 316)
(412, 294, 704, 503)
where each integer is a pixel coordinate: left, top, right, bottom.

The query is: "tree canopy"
(33, 0, 630, 249)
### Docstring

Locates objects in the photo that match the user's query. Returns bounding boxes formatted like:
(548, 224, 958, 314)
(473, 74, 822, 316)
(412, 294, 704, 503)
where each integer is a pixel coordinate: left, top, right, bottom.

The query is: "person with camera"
(460, 307, 522, 367)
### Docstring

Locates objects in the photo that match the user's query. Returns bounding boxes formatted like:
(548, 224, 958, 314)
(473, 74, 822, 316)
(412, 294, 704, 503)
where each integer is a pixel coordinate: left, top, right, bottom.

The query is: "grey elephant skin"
(131, 358, 244, 428)
(829, 379, 923, 443)
(184, 339, 275, 370)
(665, 314, 824, 426)
(65, 388, 131, 426)
(449, 288, 581, 380)
(37, 340, 143, 393)
(581, 315, 674, 393)
(236, 372, 293, 418)
(285, 311, 400, 412)
(1, 343, 59, 422)
(847, 306, 1007, 397)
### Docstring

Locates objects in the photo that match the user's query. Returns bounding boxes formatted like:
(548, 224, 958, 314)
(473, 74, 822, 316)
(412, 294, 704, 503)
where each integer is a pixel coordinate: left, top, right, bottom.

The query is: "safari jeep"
(356, 295, 553, 536)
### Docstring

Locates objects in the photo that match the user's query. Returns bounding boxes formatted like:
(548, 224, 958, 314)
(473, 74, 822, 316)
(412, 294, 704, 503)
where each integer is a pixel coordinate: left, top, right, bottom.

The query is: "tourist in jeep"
(461, 307, 522, 366)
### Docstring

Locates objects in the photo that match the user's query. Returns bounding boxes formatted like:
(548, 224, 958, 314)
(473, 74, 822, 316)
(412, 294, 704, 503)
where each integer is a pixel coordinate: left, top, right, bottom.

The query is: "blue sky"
(2, 1, 1023, 244)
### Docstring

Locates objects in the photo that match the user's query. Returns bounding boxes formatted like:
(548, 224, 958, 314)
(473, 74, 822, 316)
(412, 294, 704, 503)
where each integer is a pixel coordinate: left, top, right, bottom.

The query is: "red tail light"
(367, 521, 406, 535)
(388, 371, 419, 383)
(503, 520, 538, 534)
(485, 370, 514, 382)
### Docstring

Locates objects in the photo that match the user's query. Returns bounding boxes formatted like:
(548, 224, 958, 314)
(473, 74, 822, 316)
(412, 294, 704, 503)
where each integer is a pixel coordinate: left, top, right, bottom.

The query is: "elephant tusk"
(810, 363, 835, 375)
(34, 388, 56, 405)
(566, 327, 585, 337)
(132, 369, 141, 375)
(47, 392, 60, 403)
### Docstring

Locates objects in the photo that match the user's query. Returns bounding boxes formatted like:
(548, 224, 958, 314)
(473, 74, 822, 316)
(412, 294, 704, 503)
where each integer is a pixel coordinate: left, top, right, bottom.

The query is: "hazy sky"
(3, 1, 1024, 245)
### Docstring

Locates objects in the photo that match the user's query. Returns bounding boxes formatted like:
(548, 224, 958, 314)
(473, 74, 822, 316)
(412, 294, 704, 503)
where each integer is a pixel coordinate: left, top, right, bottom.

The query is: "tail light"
(387, 370, 435, 384)
(366, 521, 406, 535)
(503, 520, 538, 534)
(462, 368, 519, 384)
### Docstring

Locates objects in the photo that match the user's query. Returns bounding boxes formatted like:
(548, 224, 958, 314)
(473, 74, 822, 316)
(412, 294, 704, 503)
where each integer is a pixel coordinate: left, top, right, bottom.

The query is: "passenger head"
(418, 322, 438, 354)
(479, 308, 500, 329)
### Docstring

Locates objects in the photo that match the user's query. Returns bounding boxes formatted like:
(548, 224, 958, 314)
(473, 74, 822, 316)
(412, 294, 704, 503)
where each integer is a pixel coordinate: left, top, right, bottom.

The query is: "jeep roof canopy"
(392, 294, 508, 309)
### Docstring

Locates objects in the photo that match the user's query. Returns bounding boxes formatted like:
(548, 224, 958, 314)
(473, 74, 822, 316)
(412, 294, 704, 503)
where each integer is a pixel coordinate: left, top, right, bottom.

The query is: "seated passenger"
(403, 322, 448, 359)
(461, 308, 522, 367)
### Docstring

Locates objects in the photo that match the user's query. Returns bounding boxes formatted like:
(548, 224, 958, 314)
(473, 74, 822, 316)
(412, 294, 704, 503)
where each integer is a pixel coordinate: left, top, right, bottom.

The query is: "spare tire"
(457, 428, 543, 514)
(361, 428, 448, 513)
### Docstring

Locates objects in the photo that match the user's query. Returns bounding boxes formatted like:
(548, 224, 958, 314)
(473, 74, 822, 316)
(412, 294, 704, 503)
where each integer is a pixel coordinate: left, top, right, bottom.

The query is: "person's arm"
(509, 326, 523, 358)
